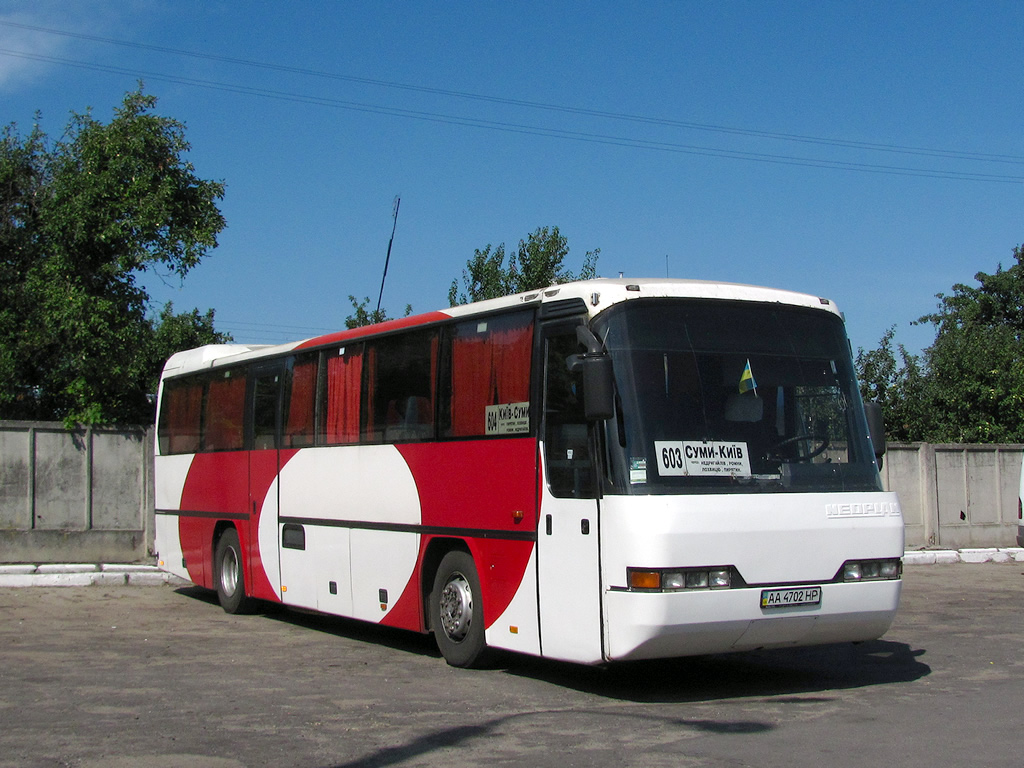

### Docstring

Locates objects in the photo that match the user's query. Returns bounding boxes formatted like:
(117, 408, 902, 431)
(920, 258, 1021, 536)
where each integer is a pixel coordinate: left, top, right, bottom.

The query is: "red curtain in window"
(205, 375, 246, 451)
(492, 322, 532, 404)
(285, 358, 317, 447)
(450, 315, 533, 437)
(326, 350, 362, 444)
(165, 383, 202, 454)
(451, 334, 492, 437)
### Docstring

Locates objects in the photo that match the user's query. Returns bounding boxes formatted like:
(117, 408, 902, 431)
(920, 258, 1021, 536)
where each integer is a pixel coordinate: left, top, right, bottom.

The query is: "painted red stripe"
(294, 311, 451, 350)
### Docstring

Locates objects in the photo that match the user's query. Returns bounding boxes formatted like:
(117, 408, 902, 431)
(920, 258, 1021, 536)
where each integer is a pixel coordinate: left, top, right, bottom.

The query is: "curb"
(2, 550, 1023, 588)
(903, 548, 1024, 565)
(0, 563, 190, 588)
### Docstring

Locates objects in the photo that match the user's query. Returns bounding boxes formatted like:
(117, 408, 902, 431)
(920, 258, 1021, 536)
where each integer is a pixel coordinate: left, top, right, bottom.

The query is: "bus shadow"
(174, 585, 441, 658)
(495, 639, 930, 703)
(174, 586, 928, 702)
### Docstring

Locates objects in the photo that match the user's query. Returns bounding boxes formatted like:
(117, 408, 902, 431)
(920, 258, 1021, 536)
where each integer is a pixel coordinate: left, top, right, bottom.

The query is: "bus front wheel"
(431, 551, 487, 668)
(214, 528, 257, 615)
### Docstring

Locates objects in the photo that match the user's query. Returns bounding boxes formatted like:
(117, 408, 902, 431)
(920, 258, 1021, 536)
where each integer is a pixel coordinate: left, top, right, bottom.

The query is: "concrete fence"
(882, 443, 1022, 549)
(0, 421, 153, 563)
(0, 422, 1021, 564)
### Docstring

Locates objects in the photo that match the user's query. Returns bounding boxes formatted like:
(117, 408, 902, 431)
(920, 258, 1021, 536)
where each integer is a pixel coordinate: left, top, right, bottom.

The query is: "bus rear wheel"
(214, 528, 258, 615)
(431, 551, 487, 668)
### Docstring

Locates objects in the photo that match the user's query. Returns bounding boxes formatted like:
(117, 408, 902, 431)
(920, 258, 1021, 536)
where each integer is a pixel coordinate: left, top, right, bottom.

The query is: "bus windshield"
(596, 299, 882, 495)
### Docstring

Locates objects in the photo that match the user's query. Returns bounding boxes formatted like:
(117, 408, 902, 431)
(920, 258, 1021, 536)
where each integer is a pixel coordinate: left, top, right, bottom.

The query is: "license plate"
(760, 586, 822, 609)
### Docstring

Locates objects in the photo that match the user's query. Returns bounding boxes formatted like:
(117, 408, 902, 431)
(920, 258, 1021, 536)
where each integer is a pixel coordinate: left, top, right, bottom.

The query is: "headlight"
(878, 560, 901, 578)
(663, 572, 685, 589)
(709, 568, 732, 588)
(841, 558, 902, 582)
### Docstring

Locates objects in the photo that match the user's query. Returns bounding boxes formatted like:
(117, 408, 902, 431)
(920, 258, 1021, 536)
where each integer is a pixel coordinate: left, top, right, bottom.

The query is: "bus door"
(536, 320, 605, 663)
(247, 361, 286, 602)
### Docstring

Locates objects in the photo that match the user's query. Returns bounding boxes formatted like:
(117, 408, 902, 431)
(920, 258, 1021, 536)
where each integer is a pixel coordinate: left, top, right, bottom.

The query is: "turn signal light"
(629, 570, 662, 590)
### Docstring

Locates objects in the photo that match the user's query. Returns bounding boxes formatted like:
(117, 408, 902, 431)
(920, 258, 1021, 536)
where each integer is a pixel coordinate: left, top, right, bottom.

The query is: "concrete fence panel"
(0, 426, 30, 530)
(34, 427, 89, 530)
(0, 421, 154, 564)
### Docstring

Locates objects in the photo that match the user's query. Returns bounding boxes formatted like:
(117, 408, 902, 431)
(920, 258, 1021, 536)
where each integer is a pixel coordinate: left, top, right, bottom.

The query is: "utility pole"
(376, 195, 401, 315)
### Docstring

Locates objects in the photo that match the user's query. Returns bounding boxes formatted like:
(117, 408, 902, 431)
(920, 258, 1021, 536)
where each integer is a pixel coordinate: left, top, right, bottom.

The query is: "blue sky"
(1, 1, 1022, 354)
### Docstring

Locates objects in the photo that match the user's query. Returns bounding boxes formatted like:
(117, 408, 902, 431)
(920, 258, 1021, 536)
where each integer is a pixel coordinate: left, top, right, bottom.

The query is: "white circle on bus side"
(258, 445, 422, 597)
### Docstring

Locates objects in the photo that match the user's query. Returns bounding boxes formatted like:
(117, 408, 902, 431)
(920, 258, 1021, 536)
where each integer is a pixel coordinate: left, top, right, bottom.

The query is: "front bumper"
(603, 578, 902, 662)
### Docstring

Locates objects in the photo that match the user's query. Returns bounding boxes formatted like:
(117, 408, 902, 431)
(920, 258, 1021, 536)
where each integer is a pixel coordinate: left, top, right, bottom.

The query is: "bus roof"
(161, 278, 842, 378)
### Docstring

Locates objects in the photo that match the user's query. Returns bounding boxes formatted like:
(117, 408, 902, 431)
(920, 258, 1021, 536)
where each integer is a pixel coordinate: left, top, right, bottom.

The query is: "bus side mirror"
(864, 401, 886, 469)
(567, 326, 615, 421)
(580, 354, 615, 421)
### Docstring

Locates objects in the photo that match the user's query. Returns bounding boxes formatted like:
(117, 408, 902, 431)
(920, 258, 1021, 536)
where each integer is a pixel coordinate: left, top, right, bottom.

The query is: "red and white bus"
(155, 278, 903, 667)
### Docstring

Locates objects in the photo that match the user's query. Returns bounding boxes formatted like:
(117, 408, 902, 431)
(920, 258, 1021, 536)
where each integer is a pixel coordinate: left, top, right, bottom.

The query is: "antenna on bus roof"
(376, 195, 401, 315)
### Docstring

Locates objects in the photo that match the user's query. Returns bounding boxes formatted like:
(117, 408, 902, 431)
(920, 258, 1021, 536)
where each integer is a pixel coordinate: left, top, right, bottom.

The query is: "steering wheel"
(770, 433, 830, 462)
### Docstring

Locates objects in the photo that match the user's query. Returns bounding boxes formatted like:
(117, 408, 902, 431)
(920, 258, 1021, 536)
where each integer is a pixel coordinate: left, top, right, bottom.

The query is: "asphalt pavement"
(0, 558, 1022, 768)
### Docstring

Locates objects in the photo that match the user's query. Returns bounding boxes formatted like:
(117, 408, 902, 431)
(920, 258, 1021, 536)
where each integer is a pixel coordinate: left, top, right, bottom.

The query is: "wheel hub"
(439, 572, 473, 642)
(220, 547, 238, 596)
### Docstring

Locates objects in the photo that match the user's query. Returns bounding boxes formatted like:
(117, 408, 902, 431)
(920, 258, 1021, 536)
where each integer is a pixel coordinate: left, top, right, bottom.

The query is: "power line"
(215, 321, 341, 344)
(2, 20, 1023, 168)
(217, 320, 337, 334)
(2, 47, 1022, 184)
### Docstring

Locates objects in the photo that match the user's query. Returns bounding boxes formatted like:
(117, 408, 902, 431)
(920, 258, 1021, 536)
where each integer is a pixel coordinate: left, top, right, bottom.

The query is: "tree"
(448, 225, 599, 306)
(149, 302, 232, 380)
(856, 244, 1024, 443)
(0, 86, 227, 425)
(855, 327, 931, 442)
(914, 245, 1024, 442)
(344, 295, 412, 329)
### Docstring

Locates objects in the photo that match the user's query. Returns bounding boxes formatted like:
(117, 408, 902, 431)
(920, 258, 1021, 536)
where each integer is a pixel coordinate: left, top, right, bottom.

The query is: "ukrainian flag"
(739, 359, 757, 394)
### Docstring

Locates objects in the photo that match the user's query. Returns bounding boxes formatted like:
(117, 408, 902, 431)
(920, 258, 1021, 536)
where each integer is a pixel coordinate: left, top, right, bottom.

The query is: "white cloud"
(0, 11, 70, 89)
(0, 0, 143, 92)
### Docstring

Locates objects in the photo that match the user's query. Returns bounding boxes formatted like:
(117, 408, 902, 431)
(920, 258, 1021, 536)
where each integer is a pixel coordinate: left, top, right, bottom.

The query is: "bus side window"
(252, 371, 281, 450)
(203, 369, 245, 452)
(543, 328, 596, 498)
(441, 310, 534, 438)
(158, 378, 203, 455)
(364, 329, 438, 444)
(283, 353, 318, 448)
(323, 345, 363, 445)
